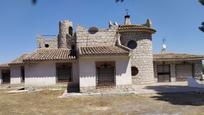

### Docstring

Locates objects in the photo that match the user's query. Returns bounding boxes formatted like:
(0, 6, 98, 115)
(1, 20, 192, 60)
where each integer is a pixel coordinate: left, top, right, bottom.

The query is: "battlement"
(37, 35, 58, 49)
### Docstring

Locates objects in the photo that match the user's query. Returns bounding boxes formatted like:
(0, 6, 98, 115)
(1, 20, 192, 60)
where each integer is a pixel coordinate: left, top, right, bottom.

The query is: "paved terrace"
(61, 82, 204, 97)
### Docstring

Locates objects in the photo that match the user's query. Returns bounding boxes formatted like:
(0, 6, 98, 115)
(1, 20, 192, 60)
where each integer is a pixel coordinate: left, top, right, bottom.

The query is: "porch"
(79, 55, 131, 93)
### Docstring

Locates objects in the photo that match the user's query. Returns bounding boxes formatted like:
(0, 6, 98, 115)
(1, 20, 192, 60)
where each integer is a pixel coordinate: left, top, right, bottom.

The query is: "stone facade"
(80, 85, 133, 93)
(37, 35, 58, 49)
(76, 25, 117, 48)
(120, 32, 154, 84)
(58, 20, 73, 49)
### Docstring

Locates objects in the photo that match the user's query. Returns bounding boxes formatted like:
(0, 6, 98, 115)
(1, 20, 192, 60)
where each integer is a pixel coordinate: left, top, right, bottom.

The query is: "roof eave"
(154, 57, 204, 62)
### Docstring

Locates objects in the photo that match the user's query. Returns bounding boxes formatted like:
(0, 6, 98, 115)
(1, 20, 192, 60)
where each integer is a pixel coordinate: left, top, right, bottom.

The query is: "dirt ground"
(1, 88, 204, 115)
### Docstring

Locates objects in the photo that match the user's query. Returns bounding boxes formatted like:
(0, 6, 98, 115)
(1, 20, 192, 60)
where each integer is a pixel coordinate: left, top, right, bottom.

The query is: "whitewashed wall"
(79, 56, 131, 88)
(115, 59, 132, 85)
(79, 61, 96, 87)
(10, 66, 21, 84)
(25, 62, 56, 86)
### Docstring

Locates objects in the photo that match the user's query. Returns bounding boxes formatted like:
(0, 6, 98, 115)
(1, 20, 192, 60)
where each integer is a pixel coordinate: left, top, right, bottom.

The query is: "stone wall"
(120, 32, 154, 84)
(37, 36, 58, 49)
(80, 85, 133, 93)
(76, 25, 117, 47)
(58, 20, 73, 49)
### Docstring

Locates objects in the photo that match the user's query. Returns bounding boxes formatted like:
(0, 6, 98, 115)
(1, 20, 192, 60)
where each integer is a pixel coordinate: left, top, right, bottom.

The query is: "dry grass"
(0, 88, 204, 115)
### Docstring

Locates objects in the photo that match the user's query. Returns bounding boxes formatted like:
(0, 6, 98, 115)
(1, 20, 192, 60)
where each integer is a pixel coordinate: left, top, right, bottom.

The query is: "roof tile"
(24, 48, 76, 62)
(9, 54, 29, 65)
(79, 46, 129, 56)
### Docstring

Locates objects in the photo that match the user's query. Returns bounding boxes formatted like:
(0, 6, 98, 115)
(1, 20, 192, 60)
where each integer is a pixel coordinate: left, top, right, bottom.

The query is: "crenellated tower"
(58, 20, 73, 49)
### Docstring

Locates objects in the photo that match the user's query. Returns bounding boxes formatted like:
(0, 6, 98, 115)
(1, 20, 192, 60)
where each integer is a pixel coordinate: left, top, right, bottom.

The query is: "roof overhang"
(153, 53, 204, 62)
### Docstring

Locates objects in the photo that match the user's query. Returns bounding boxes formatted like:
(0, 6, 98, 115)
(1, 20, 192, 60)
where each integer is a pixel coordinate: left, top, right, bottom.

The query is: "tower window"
(131, 66, 139, 76)
(69, 26, 73, 36)
(127, 40, 137, 49)
(45, 44, 49, 48)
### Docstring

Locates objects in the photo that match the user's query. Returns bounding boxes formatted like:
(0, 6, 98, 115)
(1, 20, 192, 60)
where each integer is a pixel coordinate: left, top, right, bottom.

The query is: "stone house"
(0, 15, 203, 92)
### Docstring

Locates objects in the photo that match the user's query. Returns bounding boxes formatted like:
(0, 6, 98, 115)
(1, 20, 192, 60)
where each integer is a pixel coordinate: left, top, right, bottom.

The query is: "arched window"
(127, 40, 137, 49)
(69, 26, 73, 36)
(131, 66, 139, 76)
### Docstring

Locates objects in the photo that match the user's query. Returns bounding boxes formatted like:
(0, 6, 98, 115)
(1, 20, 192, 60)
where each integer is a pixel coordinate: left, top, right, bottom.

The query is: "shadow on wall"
(145, 85, 204, 106)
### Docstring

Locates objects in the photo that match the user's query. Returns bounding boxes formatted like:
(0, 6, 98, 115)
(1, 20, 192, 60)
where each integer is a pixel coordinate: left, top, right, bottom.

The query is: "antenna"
(161, 38, 167, 53)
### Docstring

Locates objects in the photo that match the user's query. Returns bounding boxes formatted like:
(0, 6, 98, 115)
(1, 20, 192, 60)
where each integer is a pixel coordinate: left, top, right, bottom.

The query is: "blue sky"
(0, 0, 204, 63)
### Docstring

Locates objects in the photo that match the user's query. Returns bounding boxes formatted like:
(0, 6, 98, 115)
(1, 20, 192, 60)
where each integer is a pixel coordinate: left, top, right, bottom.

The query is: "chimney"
(124, 15, 131, 25)
(145, 19, 152, 27)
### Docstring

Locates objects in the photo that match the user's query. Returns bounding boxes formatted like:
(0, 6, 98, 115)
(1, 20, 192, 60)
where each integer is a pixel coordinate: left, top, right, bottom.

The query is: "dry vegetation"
(1, 88, 204, 115)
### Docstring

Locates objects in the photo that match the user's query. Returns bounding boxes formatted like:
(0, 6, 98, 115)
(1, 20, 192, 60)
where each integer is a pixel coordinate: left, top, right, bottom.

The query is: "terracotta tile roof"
(118, 25, 156, 34)
(0, 63, 9, 69)
(153, 53, 204, 61)
(24, 48, 76, 62)
(9, 54, 29, 65)
(79, 46, 129, 56)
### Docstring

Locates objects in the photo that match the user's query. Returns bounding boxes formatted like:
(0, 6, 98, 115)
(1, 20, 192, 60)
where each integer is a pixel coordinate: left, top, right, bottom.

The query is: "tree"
(199, 0, 204, 32)
(200, 0, 204, 5)
(32, 0, 37, 5)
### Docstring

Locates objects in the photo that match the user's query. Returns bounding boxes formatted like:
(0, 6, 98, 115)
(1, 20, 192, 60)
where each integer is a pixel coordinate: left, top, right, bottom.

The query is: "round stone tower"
(58, 20, 73, 48)
(118, 15, 156, 84)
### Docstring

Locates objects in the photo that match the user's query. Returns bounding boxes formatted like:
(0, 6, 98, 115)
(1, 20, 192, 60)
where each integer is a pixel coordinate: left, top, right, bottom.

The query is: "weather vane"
(125, 9, 129, 15)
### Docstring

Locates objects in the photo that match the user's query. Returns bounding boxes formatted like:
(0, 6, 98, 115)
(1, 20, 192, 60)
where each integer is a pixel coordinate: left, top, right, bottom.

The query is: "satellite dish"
(162, 44, 167, 49)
